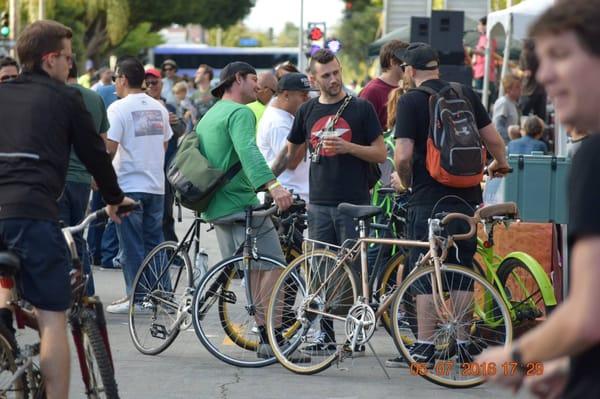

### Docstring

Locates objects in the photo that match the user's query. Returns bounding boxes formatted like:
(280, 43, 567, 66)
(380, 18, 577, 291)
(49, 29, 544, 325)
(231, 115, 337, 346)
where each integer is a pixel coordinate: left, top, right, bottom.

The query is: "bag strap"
(411, 86, 438, 97)
(223, 161, 242, 181)
(307, 94, 353, 156)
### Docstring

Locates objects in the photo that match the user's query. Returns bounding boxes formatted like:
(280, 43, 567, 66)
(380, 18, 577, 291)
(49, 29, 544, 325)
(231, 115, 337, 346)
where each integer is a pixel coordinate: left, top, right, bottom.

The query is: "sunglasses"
(111, 75, 123, 83)
(145, 80, 160, 87)
(0, 74, 18, 82)
(400, 63, 408, 72)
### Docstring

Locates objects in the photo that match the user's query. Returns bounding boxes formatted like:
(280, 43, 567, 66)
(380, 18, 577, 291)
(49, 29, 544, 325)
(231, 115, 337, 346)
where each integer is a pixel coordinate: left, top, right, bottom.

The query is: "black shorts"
(0, 219, 71, 311)
(406, 202, 477, 294)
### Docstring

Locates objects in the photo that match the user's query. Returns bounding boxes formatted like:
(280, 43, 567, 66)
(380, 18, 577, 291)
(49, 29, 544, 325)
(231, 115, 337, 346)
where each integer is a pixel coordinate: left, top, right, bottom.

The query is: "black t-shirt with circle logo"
(288, 95, 382, 205)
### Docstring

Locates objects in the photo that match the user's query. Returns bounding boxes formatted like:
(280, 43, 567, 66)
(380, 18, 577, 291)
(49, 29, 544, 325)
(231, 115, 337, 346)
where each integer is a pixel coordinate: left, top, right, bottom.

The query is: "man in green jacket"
(196, 61, 294, 358)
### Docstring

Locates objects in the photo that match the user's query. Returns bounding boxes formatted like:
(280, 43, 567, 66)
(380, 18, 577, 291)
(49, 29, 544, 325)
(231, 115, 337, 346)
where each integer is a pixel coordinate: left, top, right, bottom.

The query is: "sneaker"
(409, 343, 436, 368)
(385, 356, 408, 368)
(106, 300, 130, 314)
(257, 343, 312, 363)
(109, 296, 129, 306)
(300, 333, 337, 356)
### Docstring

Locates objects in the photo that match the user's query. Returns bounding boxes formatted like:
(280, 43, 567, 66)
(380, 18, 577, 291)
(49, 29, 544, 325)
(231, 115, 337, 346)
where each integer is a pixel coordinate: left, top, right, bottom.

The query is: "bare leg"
(36, 309, 70, 399)
(450, 291, 474, 341)
(416, 295, 437, 341)
(249, 269, 283, 326)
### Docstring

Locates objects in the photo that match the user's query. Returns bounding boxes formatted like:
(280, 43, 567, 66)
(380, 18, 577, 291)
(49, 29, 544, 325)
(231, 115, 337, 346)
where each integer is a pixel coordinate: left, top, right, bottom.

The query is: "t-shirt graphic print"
(288, 96, 382, 206)
(310, 115, 352, 158)
(132, 110, 165, 137)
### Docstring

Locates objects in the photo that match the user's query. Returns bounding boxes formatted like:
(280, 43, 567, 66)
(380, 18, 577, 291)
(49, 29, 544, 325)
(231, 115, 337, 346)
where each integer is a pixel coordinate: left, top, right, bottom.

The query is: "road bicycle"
(370, 189, 557, 341)
(128, 200, 307, 369)
(0, 206, 133, 398)
(266, 202, 517, 388)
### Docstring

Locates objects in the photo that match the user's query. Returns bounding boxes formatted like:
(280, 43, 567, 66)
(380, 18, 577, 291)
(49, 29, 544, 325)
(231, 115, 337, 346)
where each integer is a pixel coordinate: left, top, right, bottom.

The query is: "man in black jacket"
(0, 20, 133, 399)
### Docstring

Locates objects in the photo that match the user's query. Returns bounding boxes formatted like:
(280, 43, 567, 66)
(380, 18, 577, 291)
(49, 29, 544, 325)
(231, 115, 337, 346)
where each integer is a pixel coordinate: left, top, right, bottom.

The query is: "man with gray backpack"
(389, 42, 510, 367)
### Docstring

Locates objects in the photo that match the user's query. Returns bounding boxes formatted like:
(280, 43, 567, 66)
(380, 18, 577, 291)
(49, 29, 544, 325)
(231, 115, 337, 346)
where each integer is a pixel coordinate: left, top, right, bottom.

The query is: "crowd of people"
(0, 0, 599, 397)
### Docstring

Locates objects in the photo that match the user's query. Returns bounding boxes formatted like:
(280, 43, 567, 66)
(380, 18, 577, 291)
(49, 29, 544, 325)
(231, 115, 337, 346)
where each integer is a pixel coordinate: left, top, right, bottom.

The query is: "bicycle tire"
(129, 241, 193, 355)
(266, 249, 359, 375)
(0, 323, 27, 398)
(80, 309, 119, 399)
(391, 264, 513, 389)
(192, 255, 288, 368)
(497, 258, 555, 333)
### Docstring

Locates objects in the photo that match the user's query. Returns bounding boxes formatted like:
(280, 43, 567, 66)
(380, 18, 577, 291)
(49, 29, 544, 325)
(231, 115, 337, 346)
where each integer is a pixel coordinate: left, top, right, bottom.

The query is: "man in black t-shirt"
(272, 49, 386, 354)
(390, 42, 509, 367)
(478, 1, 600, 398)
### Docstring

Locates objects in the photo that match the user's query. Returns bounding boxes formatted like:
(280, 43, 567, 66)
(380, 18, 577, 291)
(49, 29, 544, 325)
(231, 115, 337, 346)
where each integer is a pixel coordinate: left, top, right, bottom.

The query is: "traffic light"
(306, 22, 326, 57)
(344, 1, 353, 20)
(0, 11, 9, 38)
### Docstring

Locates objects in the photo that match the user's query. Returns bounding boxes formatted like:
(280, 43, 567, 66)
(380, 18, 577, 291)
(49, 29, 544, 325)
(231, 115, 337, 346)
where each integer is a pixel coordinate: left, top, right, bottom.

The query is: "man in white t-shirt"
(258, 73, 312, 201)
(105, 56, 173, 313)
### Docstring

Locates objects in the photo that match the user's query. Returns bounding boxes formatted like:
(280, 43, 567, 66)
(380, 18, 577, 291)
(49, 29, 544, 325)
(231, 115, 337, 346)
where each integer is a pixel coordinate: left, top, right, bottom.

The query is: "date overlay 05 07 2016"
(409, 361, 545, 378)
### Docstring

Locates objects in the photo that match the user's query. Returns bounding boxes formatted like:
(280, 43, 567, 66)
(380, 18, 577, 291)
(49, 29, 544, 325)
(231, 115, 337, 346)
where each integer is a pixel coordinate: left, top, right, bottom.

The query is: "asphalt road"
(66, 209, 534, 399)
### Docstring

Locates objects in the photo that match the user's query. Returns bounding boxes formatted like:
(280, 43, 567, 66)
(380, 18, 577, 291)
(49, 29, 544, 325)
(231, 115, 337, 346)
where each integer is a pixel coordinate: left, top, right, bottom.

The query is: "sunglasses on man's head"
(0, 75, 18, 82)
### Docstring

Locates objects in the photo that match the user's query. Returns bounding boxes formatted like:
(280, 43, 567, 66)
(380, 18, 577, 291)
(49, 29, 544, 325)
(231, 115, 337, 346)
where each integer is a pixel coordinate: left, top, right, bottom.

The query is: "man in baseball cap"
(211, 61, 257, 98)
(257, 72, 314, 202)
(394, 42, 440, 71)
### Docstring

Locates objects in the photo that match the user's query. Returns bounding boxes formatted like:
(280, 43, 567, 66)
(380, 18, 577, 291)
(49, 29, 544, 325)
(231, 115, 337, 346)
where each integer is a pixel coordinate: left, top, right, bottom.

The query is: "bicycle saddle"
(0, 252, 20, 276)
(475, 202, 519, 221)
(337, 203, 383, 220)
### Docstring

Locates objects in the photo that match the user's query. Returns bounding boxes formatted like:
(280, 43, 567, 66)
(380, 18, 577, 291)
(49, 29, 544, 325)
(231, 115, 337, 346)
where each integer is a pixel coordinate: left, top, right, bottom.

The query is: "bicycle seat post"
(243, 207, 256, 317)
(358, 219, 370, 302)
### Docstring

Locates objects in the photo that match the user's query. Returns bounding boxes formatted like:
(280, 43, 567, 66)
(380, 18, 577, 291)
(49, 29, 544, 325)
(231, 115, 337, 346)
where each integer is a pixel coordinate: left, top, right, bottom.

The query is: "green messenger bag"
(167, 133, 241, 212)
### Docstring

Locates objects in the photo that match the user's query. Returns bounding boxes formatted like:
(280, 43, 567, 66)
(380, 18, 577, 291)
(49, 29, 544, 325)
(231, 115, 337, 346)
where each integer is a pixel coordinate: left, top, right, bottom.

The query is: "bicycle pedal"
(150, 323, 168, 340)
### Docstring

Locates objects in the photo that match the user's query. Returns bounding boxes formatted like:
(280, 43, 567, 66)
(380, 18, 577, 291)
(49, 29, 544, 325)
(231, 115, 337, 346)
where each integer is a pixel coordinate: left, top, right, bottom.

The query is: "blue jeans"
(87, 191, 119, 268)
(57, 181, 94, 296)
(114, 192, 164, 296)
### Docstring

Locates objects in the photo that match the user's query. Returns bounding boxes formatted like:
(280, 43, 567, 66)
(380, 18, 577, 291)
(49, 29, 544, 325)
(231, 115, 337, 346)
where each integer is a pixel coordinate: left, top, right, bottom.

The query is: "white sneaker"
(106, 301, 130, 314)
(110, 296, 129, 306)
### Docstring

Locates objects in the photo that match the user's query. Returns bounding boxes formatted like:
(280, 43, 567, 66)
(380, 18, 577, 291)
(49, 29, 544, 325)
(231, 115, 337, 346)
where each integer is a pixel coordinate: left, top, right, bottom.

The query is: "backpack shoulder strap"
(410, 86, 438, 97)
(224, 161, 242, 180)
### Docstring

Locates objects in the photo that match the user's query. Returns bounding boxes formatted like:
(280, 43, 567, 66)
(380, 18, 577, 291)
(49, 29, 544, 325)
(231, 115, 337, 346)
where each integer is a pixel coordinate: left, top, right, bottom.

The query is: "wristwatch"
(510, 345, 528, 375)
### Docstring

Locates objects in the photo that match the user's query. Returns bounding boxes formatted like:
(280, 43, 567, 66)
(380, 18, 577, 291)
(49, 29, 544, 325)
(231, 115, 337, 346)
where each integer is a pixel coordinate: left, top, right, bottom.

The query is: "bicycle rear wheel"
(80, 308, 119, 399)
(266, 249, 359, 375)
(391, 264, 512, 388)
(498, 258, 555, 335)
(0, 323, 27, 398)
(129, 241, 193, 355)
(192, 255, 288, 368)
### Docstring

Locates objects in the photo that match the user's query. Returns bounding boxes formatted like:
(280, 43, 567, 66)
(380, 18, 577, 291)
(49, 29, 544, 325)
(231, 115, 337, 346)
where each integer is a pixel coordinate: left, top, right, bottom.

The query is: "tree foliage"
(275, 22, 299, 47)
(335, 5, 380, 82)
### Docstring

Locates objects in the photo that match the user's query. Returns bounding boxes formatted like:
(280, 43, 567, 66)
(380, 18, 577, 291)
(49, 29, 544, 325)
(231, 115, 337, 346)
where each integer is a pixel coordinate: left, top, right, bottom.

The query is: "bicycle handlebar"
(440, 212, 478, 242)
(64, 202, 141, 235)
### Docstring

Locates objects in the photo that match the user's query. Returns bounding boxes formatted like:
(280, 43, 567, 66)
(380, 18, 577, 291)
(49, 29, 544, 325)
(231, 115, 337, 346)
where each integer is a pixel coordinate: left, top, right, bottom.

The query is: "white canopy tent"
(482, 0, 554, 108)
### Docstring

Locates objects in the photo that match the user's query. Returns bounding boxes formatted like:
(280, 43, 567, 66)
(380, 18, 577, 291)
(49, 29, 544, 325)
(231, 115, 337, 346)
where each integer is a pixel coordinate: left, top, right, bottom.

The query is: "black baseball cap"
(277, 72, 315, 92)
(394, 42, 439, 70)
(211, 61, 257, 98)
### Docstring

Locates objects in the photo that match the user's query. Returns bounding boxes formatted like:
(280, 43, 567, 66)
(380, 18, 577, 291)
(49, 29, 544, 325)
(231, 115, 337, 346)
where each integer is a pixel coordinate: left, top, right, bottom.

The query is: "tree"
(335, 5, 380, 83)
(275, 22, 299, 47)
(205, 23, 272, 47)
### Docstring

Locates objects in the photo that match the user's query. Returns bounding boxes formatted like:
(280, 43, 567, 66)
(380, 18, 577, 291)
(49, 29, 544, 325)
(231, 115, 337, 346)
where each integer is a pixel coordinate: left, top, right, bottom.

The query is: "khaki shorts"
(213, 213, 285, 270)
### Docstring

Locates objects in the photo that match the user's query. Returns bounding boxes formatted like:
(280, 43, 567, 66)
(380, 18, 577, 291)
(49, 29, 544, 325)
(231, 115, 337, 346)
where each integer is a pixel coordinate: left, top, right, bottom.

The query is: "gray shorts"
(213, 213, 285, 270)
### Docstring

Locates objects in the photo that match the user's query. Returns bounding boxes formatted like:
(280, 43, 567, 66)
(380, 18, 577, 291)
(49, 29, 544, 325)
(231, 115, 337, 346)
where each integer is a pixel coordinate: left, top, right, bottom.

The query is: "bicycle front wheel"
(391, 264, 512, 389)
(266, 249, 359, 375)
(80, 308, 119, 399)
(0, 323, 27, 398)
(192, 255, 287, 368)
(129, 241, 193, 355)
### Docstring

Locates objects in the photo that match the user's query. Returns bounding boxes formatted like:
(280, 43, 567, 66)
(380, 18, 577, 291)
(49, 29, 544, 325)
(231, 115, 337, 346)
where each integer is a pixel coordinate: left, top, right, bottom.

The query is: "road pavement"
(67, 209, 534, 398)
